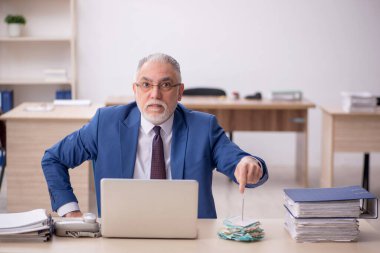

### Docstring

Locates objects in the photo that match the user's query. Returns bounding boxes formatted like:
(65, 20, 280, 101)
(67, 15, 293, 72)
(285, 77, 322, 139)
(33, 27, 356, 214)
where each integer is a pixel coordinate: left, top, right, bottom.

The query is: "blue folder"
(284, 185, 378, 219)
(1, 90, 14, 113)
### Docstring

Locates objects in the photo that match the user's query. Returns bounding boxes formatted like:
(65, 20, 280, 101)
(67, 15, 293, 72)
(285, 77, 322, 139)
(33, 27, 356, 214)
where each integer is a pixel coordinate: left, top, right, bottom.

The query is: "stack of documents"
(341, 92, 377, 112)
(284, 195, 361, 218)
(0, 209, 52, 242)
(285, 212, 359, 242)
(218, 216, 264, 242)
(271, 90, 303, 101)
(283, 186, 378, 243)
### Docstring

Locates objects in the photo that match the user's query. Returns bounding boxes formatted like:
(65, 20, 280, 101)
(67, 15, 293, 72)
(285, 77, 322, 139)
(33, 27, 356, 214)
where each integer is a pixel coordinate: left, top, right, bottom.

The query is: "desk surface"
(320, 106, 380, 116)
(1, 219, 379, 253)
(106, 96, 316, 110)
(0, 102, 103, 120)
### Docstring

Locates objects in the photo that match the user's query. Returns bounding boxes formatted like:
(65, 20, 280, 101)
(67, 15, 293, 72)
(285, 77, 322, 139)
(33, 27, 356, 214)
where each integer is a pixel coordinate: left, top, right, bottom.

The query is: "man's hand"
(63, 210, 83, 218)
(234, 156, 263, 193)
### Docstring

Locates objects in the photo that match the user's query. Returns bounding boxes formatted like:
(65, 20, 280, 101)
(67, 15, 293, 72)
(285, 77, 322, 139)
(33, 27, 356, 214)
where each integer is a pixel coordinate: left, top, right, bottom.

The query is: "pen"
(241, 191, 245, 223)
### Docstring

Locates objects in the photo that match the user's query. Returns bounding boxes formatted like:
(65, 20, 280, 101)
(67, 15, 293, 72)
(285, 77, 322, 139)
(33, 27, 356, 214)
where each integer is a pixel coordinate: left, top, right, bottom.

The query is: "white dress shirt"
(133, 114, 173, 180)
(57, 114, 174, 216)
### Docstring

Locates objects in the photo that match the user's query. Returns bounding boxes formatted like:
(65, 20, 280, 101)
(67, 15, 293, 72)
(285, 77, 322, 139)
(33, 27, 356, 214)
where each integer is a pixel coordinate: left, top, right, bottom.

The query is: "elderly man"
(42, 53, 268, 218)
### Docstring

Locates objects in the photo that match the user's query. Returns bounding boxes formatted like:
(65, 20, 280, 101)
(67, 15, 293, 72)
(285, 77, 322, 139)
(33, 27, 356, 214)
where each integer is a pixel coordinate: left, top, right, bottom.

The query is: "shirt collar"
(140, 113, 174, 136)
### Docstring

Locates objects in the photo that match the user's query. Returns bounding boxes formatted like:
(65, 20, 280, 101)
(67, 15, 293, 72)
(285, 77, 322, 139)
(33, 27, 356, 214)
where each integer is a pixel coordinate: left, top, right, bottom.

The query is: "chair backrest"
(183, 88, 226, 97)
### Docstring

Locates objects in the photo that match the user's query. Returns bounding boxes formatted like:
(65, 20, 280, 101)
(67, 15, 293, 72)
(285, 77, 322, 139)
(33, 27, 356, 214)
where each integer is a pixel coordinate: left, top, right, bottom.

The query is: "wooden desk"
(1, 219, 379, 253)
(106, 96, 316, 186)
(0, 103, 102, 213)
(320, 107, 380, 187)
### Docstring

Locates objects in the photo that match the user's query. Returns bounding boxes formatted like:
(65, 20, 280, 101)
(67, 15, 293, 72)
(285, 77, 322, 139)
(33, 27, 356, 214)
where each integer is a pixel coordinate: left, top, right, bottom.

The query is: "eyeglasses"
(134, 82, 181, 92)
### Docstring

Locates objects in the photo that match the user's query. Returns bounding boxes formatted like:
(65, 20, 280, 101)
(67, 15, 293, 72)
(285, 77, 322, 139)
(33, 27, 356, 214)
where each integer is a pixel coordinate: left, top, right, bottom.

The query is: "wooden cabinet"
(0, 103, 101, 213)
(320, 107, 380, 187)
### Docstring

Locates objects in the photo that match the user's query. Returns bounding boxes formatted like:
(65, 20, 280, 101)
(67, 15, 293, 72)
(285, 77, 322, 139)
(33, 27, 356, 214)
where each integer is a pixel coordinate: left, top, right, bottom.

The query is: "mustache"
(144, 99, 168, 110)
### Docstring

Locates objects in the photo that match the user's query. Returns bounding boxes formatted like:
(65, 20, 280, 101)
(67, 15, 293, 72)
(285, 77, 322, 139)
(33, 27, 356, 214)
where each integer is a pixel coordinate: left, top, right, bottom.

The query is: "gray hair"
(136, 53, 182, 82)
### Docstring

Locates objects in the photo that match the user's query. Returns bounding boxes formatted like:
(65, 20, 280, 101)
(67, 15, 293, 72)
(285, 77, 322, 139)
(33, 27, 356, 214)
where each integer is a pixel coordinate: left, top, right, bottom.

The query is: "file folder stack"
(283, 186, 378, 243)
(271, 90, 303, 101)
(285, 212, 359, 242)
(341, 92, 377, 112)
(0, 209, 53, 242)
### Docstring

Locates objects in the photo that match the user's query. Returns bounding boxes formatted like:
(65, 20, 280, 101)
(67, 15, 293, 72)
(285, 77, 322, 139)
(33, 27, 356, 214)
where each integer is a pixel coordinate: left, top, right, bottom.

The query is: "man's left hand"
(234, 156, 263, 193)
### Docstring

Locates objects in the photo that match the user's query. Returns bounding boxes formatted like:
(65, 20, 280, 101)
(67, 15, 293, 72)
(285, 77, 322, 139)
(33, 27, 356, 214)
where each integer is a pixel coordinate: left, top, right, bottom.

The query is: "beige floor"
(0, 164, 379, 231)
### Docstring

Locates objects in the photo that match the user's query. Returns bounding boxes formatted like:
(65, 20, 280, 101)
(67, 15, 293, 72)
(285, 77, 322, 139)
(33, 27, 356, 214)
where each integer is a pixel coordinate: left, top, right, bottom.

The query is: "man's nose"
(149, 85, 162, 99)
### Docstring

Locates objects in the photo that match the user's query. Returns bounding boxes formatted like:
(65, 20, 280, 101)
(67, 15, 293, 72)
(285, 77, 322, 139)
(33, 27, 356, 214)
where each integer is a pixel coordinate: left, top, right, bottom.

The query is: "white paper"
(24, 104, 54, 112)
(0, 209, 48, 229)
(53, 99, 91, 106)
(226, 216, 258, 227)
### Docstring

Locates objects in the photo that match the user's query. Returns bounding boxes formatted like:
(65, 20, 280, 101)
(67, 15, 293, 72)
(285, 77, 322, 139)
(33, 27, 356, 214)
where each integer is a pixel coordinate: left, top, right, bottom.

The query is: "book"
(55, 89, 72, 100)
(1, 90, 14, 113)
(284, 185, 378, 219)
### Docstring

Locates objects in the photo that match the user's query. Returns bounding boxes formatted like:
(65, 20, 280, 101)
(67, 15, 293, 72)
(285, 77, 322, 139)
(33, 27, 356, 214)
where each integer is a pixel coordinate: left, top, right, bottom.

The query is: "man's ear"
(132, 83, 136, 94)
(178, 83, 185, 101)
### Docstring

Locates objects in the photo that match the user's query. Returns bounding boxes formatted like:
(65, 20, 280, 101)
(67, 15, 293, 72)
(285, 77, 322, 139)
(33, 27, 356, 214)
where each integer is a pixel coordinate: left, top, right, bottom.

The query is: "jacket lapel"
(119, 106, 140, 178)
(170, 106, 188, 179)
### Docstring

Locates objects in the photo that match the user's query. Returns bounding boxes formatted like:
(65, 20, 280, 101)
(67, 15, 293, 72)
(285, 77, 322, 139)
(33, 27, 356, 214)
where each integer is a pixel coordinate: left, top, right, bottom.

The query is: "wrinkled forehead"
(135, 60, 181, 83)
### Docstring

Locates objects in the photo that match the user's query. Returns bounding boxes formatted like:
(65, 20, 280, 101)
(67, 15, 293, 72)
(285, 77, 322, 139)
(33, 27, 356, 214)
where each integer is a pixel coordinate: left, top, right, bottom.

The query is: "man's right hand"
(63, 210, 83, 217)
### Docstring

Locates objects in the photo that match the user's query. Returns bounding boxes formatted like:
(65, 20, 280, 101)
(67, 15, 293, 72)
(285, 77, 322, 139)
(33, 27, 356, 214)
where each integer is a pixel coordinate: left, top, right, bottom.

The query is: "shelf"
(0, 37, 71, 42)
(0, 0, 77, 102)
(0, 79, 72, 85)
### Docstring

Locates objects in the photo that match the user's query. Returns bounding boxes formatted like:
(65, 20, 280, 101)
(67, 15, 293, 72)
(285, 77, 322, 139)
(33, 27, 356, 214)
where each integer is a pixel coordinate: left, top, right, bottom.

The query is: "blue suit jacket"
(42, 102, 268, 218)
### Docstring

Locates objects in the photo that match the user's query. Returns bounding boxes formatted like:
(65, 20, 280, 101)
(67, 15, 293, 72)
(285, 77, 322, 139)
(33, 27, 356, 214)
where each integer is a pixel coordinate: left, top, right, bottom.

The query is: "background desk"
(106, 96, 315, 186)
(0, 103, 102, 213)
(320, 107, 380, 187)
(1, 219, 379, 253)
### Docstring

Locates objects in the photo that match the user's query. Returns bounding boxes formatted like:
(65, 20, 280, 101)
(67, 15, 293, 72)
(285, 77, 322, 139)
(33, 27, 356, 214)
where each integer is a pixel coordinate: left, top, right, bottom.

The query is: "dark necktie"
(150, 126, 166, 179)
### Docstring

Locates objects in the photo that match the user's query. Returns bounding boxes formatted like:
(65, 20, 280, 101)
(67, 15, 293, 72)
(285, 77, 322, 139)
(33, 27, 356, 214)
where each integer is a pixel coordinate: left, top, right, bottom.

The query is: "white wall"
(76, 0, 380, 170)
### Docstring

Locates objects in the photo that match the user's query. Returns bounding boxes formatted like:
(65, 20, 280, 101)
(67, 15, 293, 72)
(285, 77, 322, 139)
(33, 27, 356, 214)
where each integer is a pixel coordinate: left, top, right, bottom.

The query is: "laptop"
(100, 179, 199, 238)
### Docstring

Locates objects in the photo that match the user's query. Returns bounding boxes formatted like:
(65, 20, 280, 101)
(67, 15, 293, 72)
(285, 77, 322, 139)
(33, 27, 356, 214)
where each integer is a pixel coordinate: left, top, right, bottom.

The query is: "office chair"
(182, 87, 233, 141)
(183, 88, 226, 97)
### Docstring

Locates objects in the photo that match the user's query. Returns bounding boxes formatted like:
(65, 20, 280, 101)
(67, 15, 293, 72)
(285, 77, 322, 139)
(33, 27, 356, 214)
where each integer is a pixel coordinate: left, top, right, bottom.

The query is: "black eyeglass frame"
(134, 82, 182, 91)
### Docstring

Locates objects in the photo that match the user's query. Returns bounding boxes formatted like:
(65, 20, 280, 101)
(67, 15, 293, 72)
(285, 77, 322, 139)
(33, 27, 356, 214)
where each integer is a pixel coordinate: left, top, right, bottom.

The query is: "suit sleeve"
(41, 109, 100, 211)
(209, 115, 268, 188)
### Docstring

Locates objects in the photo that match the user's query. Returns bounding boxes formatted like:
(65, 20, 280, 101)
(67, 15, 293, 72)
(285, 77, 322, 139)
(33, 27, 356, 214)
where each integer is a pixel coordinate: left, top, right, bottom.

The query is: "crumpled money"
(218, 216, 264, 242)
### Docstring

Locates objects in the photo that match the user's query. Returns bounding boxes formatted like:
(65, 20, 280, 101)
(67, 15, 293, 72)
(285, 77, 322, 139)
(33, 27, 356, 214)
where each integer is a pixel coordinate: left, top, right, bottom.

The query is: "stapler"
(245, 92, 262, 100)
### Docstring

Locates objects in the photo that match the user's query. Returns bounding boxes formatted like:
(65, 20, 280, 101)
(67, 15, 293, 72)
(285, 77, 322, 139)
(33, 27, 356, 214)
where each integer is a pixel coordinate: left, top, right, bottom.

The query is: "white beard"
(138, 99, 174, 125)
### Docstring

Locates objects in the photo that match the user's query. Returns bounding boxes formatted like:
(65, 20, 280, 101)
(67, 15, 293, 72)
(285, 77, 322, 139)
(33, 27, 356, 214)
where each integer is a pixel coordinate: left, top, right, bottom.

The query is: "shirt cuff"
(57, 202, 80, 217)
(250, 156, 262, 169)
(240, 155, 262, 169)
